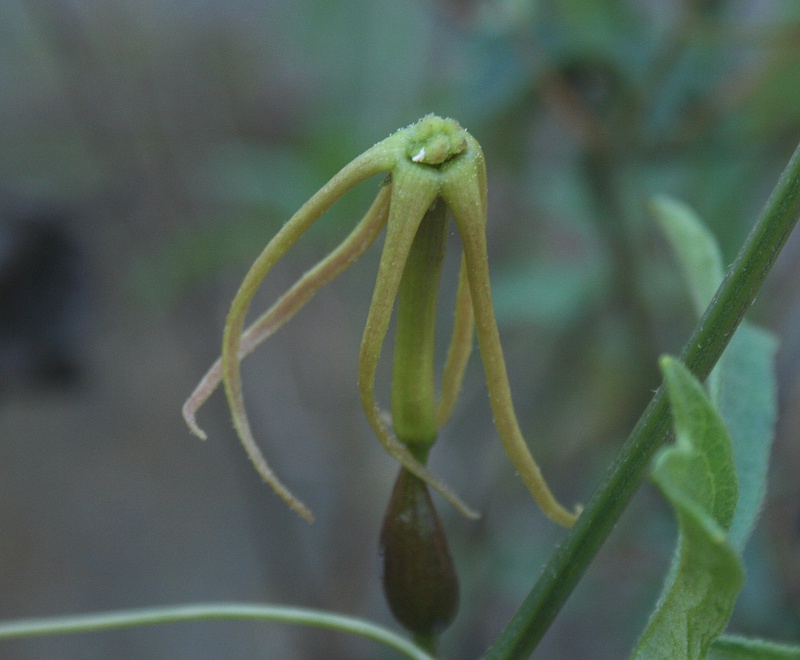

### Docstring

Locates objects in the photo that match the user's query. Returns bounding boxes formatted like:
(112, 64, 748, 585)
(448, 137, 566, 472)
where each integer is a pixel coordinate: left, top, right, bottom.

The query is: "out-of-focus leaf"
(652, 195, 778, 551)
(740, 44, 800, 138)
(128, 211, 281, 307)
(650, 195, 723, 316)
(191, 144, 324, 215)
(709, 634, 800, 659)
(550, 0, 639, 57)
(0, 131, 106, 199)
(712, 325, 778, 551)
(132, 140, 386, 307)
(491, 258, 603, 328)
(632, 356, 743, 659)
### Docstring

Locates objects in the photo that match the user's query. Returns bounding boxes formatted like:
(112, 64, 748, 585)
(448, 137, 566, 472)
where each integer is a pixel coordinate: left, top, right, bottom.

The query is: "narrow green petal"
(220, 145, 395, 522)
(435, 130, 484, 428)
(436, 257, 475, 428)
(183, 184, 391, 438)
(443, 168, 578, 528)
(359, 166, 479, 520)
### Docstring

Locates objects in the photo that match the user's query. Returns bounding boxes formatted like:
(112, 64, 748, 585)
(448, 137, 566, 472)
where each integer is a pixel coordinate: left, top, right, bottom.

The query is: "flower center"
(406, 115, 468, 167)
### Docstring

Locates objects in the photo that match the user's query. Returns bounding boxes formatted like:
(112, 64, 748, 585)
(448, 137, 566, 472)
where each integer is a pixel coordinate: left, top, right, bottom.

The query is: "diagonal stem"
(484, 140, 800, 659)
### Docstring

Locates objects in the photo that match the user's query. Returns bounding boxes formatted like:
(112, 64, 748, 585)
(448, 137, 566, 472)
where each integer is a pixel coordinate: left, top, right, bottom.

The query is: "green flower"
(183, 115, 578, 527)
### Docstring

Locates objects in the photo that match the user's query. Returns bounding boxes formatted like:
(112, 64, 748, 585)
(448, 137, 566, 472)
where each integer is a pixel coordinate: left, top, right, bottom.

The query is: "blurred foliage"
(2, 0, 800, 658)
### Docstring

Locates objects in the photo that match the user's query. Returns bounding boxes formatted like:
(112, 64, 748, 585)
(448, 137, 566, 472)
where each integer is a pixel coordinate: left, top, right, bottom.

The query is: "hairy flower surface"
(183, 115, 578, 527)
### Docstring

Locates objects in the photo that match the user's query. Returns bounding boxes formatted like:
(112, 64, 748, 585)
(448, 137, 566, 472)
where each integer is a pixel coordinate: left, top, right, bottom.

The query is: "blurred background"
(1, 0, 800, 658)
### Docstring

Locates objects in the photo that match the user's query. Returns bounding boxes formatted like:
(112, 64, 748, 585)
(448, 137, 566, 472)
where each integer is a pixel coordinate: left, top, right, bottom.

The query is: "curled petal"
(183, 184, 391, 438)
(219, 146, 395, 522)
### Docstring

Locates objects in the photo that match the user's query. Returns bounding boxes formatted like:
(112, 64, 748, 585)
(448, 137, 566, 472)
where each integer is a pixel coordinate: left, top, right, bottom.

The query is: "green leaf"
(652, 195, 778, 550)
(660, 356, 739, 529)
(632, 356, 743, 659)
(712, 325, 778, 551)
(632, 199, 783, 658)
(650, 195, 724, 317)
(709, 634, 800, 659)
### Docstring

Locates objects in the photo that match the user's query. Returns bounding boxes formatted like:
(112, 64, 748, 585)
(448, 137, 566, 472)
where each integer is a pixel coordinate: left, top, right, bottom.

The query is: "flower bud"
(380, 467, 459, 637)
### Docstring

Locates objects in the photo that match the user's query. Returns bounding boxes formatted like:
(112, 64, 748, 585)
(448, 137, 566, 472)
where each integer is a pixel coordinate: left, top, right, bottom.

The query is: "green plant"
(182, 114, 577, 528)
(1, 116, 799, 659)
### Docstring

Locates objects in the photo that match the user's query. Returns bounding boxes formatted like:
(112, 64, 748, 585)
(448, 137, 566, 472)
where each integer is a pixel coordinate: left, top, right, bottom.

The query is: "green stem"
(484, 140, 800, 659)
(391, 197, 448, 459)
(0, 603, 433, 660)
